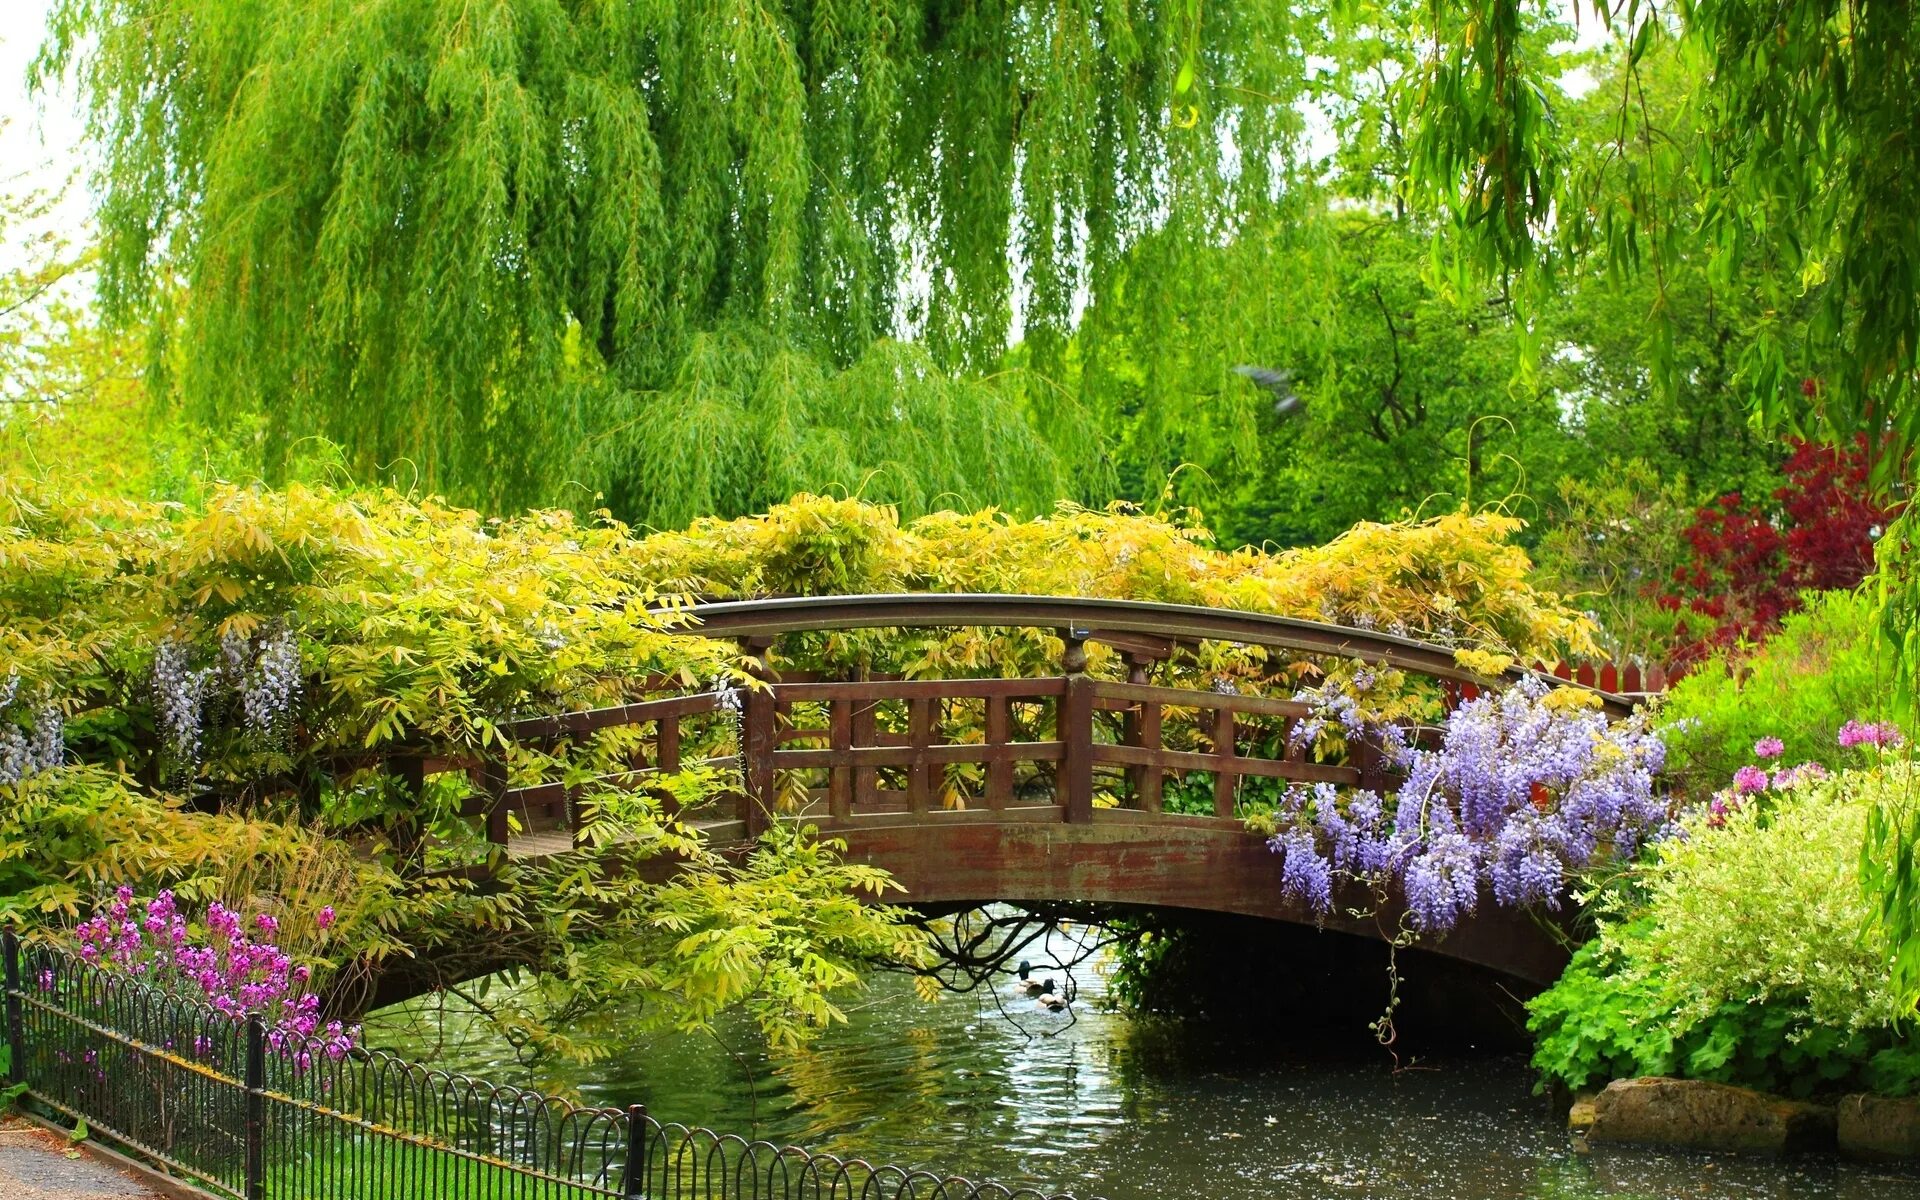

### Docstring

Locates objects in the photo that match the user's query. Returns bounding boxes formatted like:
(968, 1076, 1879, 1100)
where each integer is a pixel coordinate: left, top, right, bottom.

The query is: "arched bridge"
(442, 595, 1637, 988)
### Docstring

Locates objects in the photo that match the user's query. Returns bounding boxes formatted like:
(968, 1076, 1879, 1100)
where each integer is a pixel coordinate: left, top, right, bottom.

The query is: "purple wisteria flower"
(1752, 736, 1785, 759)
(1271, 827, 1334, 916)
(1403, 831, 1481, 931)
(1267, 676, 1672, 935)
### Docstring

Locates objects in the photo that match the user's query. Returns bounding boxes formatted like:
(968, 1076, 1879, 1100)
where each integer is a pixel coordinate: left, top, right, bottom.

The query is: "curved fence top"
(675, 593, 1634, 714)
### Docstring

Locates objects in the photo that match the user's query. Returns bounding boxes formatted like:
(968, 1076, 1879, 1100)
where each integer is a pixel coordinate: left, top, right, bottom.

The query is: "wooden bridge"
(427, 595, 1638, 988)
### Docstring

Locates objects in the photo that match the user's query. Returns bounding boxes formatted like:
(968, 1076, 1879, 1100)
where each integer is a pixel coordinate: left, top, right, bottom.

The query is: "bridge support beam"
(830, 814, 1572, 987)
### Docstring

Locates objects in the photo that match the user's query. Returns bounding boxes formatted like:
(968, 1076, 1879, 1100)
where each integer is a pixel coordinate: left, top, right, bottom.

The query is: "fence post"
(2, 929, 22, 1087)
(621, 1104, 648, 1199)
(244, 1014, 265, 1200)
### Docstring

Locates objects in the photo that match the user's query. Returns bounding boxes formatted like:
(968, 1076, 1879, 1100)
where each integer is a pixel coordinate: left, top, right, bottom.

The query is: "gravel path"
(0, 1118, 161, 1199)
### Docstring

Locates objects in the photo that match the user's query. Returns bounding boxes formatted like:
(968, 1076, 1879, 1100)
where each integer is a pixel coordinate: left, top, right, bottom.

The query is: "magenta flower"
(1732, 765, 1769, 794)
(1839, 720, 1905, 750)
(1753, 736, 1785, 759)
(1770, 761, 1829, 790)
(315, 906, 335, 931)
(73, 889, 354, 1070)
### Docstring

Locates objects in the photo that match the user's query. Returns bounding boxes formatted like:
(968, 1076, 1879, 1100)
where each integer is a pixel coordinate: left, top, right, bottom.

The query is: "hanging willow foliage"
(38, 0, 1314, 523)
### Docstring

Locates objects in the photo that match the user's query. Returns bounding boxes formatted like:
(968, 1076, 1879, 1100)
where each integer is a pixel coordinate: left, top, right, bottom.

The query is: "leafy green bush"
(628, 493, 1599, 659)
(1530, 460, 1694, 660)
(1529, 763, 1920, 1098)
(0, 479, 923, 1052)
(1657, 589, 1907, 793)
(0, 763, 407, 952)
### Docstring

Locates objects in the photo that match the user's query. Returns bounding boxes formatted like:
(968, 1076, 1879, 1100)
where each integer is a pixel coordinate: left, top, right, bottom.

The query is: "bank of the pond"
(368, 957, 1920, 1200)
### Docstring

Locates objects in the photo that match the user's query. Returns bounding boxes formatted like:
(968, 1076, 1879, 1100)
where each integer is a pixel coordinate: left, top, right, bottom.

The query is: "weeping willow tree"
(37, 0, 1315, 523)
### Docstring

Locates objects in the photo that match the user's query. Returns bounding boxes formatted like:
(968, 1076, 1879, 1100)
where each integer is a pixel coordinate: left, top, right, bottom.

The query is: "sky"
(2, 0, 89, 267)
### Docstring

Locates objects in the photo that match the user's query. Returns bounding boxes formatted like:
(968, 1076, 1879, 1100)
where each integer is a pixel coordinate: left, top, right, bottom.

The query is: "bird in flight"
(1232, 364, 1305, 418)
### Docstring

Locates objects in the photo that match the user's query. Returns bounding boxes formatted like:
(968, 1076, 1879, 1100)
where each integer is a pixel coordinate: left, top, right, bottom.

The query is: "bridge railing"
(407, 595, 1631, 858)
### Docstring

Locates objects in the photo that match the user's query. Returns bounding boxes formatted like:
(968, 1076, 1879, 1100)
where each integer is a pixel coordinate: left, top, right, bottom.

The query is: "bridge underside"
(353, 811, 1567, 1018)
(817, 810, 1570, 988)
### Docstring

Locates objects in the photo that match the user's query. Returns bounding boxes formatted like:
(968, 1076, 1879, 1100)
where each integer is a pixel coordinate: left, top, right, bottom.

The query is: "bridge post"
(1060, 629, 1094, 824)
(1122, 650, 1164, 812)
(827, 698, 853, 821)
(1351, 727, 1397, 795)
(739, 638, 777, 840)
(477, 755, 511, 850)
(1212, 705, 1238, 818)
(391, 753, 429, 864)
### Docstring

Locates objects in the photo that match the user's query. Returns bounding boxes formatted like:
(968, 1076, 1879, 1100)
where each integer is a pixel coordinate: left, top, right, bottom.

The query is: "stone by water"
(368, 944, 1918, 1200)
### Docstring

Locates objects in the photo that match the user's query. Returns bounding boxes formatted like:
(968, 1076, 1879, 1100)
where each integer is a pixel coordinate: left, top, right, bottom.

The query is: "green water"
(368, 951, 1919, 1200)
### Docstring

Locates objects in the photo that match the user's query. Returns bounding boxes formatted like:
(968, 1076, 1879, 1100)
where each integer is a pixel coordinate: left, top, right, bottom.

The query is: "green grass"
(266, 1135, 612, 1200)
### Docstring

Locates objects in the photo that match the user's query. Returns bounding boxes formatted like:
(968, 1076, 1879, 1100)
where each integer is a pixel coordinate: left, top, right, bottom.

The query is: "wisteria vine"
(0, 671, 64, 786)
(1266, 675, 1672, 933)
(151, 622, 303, 766)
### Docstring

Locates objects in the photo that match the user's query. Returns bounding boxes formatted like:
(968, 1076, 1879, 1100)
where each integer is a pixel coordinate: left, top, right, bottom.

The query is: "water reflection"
(367, 945, 1919, 1200)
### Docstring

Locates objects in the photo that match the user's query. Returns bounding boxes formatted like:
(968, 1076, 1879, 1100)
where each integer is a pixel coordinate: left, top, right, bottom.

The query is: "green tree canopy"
(1408, 0, 1917, 455)
(39, 0, 1314, 522)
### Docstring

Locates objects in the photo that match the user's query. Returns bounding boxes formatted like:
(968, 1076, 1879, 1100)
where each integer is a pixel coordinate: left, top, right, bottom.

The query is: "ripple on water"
(367, 955, 1920, 1200)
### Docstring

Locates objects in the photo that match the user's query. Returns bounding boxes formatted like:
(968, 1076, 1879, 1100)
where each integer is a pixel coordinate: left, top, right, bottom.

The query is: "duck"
(1009, 960, 1052, 999)
(1033, 979, 1069, 1014)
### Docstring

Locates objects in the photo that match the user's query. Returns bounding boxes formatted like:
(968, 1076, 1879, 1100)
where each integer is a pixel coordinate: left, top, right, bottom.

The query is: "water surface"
(369, 952, 1918, 1200)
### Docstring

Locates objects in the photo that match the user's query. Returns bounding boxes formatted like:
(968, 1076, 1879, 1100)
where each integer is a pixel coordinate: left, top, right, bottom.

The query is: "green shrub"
(1657, 589, 1907, 793)
(1529, 763, 1920, 1098)
(1530, 459, 1694, 660)
(0, 480, 920, 1052)
(626, 493, 1601, 660)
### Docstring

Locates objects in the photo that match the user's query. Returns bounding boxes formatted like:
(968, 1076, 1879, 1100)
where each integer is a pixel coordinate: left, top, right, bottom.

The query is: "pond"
(367, 943, 1919, 1200)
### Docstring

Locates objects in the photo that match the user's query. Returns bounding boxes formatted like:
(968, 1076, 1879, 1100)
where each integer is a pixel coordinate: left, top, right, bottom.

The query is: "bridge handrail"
(445, 593, 1638, 851)
(665, 593, 1634, 713)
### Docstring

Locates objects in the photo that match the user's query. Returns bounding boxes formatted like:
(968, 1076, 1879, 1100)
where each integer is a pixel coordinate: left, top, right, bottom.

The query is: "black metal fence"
(2, 934, 1090, 1200)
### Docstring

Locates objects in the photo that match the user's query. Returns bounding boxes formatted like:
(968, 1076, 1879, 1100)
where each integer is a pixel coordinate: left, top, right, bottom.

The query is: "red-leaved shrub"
(1661, 439, 1898, 665)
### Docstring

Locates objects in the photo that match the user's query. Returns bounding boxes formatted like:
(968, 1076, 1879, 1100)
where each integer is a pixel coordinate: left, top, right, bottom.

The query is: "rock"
(1838, 1094, 1920, 1162)
(1586, 1077, 1835, 1156)
(1567, 1091, 1598, 1156)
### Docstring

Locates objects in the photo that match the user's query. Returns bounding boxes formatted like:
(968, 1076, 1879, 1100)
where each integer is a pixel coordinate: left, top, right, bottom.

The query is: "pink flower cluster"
(1706, 736, 1837, 828)
(1838, 720, 1905, 750)
(1768, 761, 1829, 790)
(75, 887, 357, 1068)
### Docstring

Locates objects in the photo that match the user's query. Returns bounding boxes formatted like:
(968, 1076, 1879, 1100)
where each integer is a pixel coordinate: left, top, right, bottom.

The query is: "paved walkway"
(0, 1118, 161, 1199)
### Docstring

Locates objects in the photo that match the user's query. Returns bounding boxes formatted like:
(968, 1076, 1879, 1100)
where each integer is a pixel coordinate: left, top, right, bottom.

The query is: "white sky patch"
(1, 2, 92, 276)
